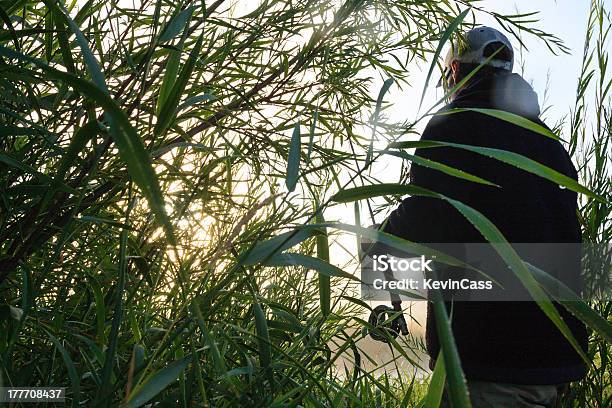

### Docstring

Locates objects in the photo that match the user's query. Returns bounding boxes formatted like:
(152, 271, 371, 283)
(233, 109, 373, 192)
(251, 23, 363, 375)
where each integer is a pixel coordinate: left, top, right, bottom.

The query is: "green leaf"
(177, 93, 215, 112)
(327, 222, 484, 276)
(54, 17, 76, 74)
(286, 121, 301, 192)
(375, 78, 395, 111)
(45, 331, 81, 408)
(44, 10, 53, 61)
(315, 210, 331, 316)
(527, 262, 612, 344)
(332, 183, 436, 203)
(307, 109, 318, 158)
(0, 5, 20, 51)
(239, 228, 322, 266)
(440, 141, 607, 202)
(253, 303, 271, 368)
(431, 299, 471, 408)
(98, 229, 129, 401)
(448, 199, 590, 364)
(442, 108, 559, 141)
(419, 8, 470, 109)
(387, 140, 449, 150)
(385, 150, 499, 187)
(191, 299, 227, 374)
(388, 141, 607, 202)
(265, 252, 359, 282)
(368, 78, 394, 163)
(159, 6, 195, 43)
(0, 152, 53, 183)
(127, 356, 192, 408)
(77, 215, 132, 229)
(155, 34, 204, 136)
(44, 0, 108, 93)
(422, 352, 447, 408)
(88, 276, 106, 344)
(156, 47, 182, 115)
(247, 222, 478, 276)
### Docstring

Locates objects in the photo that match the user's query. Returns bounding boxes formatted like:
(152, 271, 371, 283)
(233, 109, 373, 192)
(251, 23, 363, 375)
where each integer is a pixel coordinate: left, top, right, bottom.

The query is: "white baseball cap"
(438, 26, 514, 87)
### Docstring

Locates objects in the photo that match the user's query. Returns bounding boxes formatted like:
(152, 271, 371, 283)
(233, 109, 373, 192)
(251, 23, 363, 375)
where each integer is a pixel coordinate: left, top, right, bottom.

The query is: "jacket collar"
(451, 72, 541, 119)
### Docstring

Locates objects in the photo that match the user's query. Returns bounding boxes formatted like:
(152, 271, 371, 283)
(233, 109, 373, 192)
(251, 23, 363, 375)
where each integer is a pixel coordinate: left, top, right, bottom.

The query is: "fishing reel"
(367, 302, 409, 343)
(360, 224, 410, 343)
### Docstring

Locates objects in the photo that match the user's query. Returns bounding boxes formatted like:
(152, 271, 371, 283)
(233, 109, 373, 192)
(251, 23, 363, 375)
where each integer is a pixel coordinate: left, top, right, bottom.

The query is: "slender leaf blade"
(265, 252, 359, 282)
(155, 34, 204, 136)
(253, 303, 271, 368)
(315, 210, 331, 316)
(442, 108, 559, 141)
(127, 356, 192, 408)
(46, 331, 81, 408)
(422, 352, 447, 408)
(431, 299, 471, 408)
(419, 8, 470, 109)
(286, 121, 301, 192)
(159, 6, 195, 43)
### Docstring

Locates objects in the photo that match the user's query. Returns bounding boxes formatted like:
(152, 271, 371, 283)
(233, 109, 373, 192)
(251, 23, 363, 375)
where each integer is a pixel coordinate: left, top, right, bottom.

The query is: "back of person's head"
(439, 26, 514, 91)
(456, 40, 514, 80)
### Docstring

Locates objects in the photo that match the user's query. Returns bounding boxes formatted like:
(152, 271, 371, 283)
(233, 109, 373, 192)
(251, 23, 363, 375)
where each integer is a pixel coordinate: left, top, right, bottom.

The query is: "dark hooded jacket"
(382, 72, 588, 384)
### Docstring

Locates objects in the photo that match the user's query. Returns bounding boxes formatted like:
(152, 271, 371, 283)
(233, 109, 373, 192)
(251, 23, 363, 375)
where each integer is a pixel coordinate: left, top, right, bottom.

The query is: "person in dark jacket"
(381, 26, 588, 407)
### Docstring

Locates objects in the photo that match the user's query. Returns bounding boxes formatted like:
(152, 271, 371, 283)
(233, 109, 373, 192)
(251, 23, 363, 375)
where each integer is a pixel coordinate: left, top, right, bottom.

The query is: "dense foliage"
(0, 0, 609, 407)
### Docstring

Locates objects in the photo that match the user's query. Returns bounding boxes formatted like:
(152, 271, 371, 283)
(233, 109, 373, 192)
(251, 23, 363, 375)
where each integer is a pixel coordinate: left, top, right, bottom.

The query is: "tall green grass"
(561, 2, 612, 406)
(0, 1, 610, 407)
